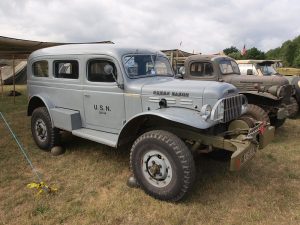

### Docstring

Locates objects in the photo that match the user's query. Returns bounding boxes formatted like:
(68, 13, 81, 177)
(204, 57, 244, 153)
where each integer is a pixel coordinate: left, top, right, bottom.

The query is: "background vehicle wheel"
(287, 97, 299, 118)
(243, 104, 270, 123)
(130, 130, 195, 201)
(31, 107, 60, 150)
(270, 117, 286, 128)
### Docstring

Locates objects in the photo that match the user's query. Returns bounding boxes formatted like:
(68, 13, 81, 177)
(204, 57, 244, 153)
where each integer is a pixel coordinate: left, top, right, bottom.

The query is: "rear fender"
(27, 95, 55, 126)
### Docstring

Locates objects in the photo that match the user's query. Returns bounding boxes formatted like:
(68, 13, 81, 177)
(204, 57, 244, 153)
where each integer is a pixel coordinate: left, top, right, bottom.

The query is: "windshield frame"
(218, 59, 241, 75)
(257, 63, 279, 76)
(122, 53, 174, 79)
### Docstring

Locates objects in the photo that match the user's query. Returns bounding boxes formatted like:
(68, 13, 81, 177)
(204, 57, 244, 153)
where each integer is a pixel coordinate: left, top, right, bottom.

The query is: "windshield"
(219, 59, 240, 75)
(123, 54, 174, 78)
(257, 64, 278, 76)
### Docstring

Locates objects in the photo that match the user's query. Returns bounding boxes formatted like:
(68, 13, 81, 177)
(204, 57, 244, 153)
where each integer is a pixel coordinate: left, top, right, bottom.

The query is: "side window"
(88, 60, 116, 82)
(190, 62, 213, 76)
(32, 60, 48, 77)
(54, 60, 79, 79)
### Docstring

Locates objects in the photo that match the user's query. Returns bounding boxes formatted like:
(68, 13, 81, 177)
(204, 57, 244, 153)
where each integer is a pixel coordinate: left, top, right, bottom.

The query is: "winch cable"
(0, 112, 57, 195)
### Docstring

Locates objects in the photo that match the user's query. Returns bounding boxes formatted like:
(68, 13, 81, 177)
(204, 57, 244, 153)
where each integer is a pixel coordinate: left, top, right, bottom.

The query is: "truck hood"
(125, 76, 239, 112)
(140, 77, 238, 99)
(223, 74, 289, 91)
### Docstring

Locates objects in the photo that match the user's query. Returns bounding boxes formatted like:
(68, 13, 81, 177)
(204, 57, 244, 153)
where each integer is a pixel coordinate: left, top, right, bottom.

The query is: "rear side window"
(87, 60, 116, 82)
(190, 62, 214, 76)
(54, 60, 79, 79)
(32, 60, 48, 77)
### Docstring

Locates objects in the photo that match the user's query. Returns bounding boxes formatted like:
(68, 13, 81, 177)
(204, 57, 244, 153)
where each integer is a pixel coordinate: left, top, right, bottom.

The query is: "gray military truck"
(180, 55, 294, 128)
(27, 44, 274, 201)
(237, 59, 299, 117)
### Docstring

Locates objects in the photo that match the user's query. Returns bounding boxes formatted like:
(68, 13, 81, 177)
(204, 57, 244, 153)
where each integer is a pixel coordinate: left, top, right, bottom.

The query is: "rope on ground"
(0, 111, 57, 195)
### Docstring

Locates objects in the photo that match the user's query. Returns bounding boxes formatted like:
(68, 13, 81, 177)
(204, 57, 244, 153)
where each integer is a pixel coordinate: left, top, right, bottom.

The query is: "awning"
(0, 36, 113, 59)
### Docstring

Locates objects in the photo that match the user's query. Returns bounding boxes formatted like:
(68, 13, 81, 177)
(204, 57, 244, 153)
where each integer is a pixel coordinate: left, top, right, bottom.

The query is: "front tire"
(270, 117, 286, 128)
(31, 107, 60, 150)
(243, 104, 270, 123)
(130, 130, 195, 201)
(287, 97, 299, 118)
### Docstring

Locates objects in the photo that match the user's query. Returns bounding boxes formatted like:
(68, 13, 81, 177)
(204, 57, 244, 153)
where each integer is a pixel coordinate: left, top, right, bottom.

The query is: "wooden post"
(12, 56, 15, 104)
(0, 67, 3, 98)
(176, 49, 179, 73)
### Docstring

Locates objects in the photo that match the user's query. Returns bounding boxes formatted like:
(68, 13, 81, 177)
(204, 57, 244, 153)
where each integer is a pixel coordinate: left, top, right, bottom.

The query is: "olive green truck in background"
(179, 55, 295, 128)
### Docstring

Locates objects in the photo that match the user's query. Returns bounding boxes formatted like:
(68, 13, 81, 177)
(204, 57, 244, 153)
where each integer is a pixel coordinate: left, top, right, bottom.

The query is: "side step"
(72, 128, 118, 147)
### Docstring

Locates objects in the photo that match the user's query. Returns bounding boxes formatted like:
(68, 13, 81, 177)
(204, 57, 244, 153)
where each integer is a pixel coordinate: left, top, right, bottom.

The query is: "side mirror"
(246, 69, 253, 75)
(178, 66, 185, 75)
(104, 64, 114, 75)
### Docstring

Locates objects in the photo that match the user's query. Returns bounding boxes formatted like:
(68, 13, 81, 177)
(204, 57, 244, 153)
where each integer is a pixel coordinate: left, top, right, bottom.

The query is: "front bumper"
(229, 123, 275, 171)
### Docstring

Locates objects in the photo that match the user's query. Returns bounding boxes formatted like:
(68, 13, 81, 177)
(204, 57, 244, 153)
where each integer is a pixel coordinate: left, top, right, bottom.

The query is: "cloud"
(0, 0, 300, 53)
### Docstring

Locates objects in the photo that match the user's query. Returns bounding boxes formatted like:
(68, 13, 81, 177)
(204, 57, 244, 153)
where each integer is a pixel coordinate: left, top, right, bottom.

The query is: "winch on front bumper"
(227, 122, 275, 171)
(186, 122, 274, 171)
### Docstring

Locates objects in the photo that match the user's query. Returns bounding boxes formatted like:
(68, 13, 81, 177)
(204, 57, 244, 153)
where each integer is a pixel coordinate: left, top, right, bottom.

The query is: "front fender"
(125, 107, 217, 131)
(117, 107, 218, 146)
(240, 91, 279, 101)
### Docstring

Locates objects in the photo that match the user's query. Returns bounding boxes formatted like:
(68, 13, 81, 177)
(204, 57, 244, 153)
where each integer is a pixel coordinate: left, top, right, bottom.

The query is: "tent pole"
(0, 67, 3, 98)
(13, 55, 15, 104)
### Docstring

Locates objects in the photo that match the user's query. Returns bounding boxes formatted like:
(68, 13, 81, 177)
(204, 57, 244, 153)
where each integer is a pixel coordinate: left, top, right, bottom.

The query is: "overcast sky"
(1, 0, 300, 53)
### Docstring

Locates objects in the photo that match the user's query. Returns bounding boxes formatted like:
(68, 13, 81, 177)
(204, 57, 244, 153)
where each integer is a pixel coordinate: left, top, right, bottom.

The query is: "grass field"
(0, 85, 300, 225)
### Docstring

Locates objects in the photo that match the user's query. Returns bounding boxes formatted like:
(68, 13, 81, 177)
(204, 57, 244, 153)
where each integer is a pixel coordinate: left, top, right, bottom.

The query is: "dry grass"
(0, 85, 300, 225)
(277, 67, 300, 76)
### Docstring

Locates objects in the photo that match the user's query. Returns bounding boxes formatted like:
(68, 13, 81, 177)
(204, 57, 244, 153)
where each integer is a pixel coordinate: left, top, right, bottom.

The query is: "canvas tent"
(0, 36, 113, 101)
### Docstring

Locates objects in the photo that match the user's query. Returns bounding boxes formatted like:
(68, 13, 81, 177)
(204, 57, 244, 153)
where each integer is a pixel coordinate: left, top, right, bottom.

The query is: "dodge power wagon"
(237, 59, 299, 117)
(27, 44, 274, 201)
(180, 55, 294, 128)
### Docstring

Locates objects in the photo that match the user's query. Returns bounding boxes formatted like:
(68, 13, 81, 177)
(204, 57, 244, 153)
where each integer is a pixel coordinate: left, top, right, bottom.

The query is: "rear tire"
(243, 104, 270, 123)
(130, 130, 195, 201)
(31, 107, 60, 150)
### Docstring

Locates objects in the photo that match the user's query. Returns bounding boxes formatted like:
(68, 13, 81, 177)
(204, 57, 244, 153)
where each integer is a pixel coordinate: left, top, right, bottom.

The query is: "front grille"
(212, 94, 245, 123)
(223, 95, 243, 122)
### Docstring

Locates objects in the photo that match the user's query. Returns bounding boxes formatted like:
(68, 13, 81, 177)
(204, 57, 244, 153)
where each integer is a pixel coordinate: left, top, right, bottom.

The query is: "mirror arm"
(111, 72, 124, 89)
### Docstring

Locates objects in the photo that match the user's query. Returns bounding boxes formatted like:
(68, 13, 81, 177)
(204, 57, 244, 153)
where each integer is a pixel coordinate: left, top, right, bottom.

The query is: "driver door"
(83, 58, 126, 133)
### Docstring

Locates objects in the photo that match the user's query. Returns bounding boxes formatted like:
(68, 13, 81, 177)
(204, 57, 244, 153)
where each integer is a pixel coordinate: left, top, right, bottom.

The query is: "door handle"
(84, 94, 91, 97)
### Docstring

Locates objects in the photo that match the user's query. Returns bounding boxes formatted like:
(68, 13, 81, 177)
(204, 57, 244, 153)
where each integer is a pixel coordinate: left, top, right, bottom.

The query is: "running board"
(72, 128, 118, 147)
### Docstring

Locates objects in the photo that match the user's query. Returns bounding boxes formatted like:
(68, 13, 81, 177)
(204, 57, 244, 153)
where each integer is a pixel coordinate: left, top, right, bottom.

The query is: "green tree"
(223, 46, 239, 55)
(244, 47, 265, 60)
(265, 35, 300, 68)
(228, 51, 242, 60)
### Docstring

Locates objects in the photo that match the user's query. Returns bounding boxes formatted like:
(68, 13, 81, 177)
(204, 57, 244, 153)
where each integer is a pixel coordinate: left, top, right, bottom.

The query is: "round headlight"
(276, 86, 285, 98)
(200, 104, 212, 120)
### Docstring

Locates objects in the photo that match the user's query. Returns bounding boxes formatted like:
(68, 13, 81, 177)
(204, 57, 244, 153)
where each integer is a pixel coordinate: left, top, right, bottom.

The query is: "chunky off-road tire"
(287, 97, 299, 118)
(31, 107, 60, 151)
(270, 117, 286, 128)
(243, 104, 270, 123)
(130, 130, 195, 201)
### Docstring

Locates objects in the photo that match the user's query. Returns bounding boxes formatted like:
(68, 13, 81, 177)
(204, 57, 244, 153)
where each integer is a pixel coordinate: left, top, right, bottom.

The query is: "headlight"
(276, 86, 285, 98)
(200, 104, 212, 120)
(211, 100, 225, 121)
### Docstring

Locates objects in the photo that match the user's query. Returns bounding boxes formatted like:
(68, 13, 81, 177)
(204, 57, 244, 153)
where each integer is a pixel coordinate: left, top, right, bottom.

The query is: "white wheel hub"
(35, 119, 47, 142)
(142, 150, 172, 188)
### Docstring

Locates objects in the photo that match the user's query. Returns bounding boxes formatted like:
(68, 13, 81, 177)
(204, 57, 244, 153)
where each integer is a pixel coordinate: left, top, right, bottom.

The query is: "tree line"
(223, 35, 300, 68)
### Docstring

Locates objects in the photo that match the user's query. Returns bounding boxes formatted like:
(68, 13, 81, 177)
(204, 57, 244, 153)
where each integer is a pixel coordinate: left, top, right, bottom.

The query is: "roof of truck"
(29, 44, 164, 60)
(236, 59, 282, 64)
(185, 54, 234, 62)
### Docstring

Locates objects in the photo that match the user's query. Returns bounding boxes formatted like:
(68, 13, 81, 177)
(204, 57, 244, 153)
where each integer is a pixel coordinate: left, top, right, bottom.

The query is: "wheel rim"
(141, 150, 173, 188)
(35, 119, 47, 142)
